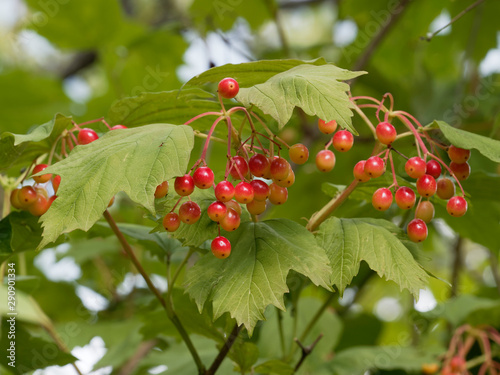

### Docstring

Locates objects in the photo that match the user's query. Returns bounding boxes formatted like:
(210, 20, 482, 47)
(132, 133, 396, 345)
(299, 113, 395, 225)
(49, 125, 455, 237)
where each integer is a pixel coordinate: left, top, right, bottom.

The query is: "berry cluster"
(9, 121, 127, 216)
(348, 112, 469, 242)
(9, 164, 59, 216)
(315, 119, 354, 172)
(161, 78, 309, 259)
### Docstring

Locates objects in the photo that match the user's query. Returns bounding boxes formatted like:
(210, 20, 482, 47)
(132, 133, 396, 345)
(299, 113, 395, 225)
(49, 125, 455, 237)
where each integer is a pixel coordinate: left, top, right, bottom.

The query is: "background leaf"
(37, 124, 193, 248)
(236, 64, 365, 132)
(185, 219, 332, 333)
(316, 217, 428, 298)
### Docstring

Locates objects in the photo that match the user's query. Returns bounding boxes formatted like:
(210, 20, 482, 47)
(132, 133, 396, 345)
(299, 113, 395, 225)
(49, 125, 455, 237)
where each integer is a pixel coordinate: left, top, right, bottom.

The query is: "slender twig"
(118, 339, 159, 375)
(293, 334, 323, 373)
(167, 248, 195, 298)
(306, 179, 359, 231)
(422, 0, 486, 42)
(103, 210, 206, 374)
(265, 0, 291, 56)
(351, 0, 411, 74)
(288, 293, 334, 359)
(351, 103, 377, 137)
(277, 309, 286, 358)
(205, 324, 242, 375)
(451, 236, 463, 297)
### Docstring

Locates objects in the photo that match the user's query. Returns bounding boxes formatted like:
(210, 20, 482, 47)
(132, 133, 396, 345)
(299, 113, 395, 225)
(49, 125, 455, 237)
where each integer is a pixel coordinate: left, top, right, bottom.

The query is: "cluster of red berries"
(9, 123, 127, 216)
(315, 119, 354, 172)
(160, 78, 314, 259)
(9, 164, 60, 216)
(354, 122, 469, 242)
(162, 152, 303, 259)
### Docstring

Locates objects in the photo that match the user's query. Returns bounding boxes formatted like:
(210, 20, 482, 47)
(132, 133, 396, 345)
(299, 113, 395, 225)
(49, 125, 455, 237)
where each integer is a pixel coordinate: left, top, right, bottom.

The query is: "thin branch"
(288, 293, 334, 360)
(118, 339, 159, 375)
(103, 210, 206, 374)
(265, 0, 291, 56)
(206, 323, 242, 375)
(451, 236, 463, 297)
(421, 0, 486, 42)
(351, 0, 412, 74)
(293, 334, 323, 372)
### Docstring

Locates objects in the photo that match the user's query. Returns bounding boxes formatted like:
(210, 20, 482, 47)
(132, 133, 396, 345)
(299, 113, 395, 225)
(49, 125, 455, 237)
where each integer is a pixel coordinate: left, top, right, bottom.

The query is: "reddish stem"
(389, 152, 398, 188)
(200, 116, 225, 161)
(394, 113, 428, 155)
(184, 111, 222, 126)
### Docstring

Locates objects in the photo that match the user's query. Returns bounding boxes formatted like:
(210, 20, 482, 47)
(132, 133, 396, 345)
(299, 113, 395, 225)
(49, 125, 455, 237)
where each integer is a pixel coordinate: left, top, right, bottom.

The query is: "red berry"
(375, 122, 397, 145)
(178, 201, 201, 224)
(289, 144, 309, 164)
(211, 236, 232, 258)
(275, 168, 295, 188)
(250, 180, 270, 201)
(35, 186, 48, 199)
(405, 157, 426, 179)
(249, 154, 270, 177)
(226, 200, 242, 215)
(318, 119, 338, 134)
(154, 181, 169, 199)
(407, 219, 428, 242)
(450, 161, 470, 180)
(52, 175, 61, 194)
(10, 189, 23, 210)
(32, 164, 52, 183)
(163, 212, 180, 232)
(436, 178, 455, 200)
(229, 156, 249, 180)
(48, 195, 57, 205)
(372, 188, 393, 211)
(269, 183, 288, 205)
(395, 186, 416, 209)
(353, 160, 370, 182)
(315, 150, 335, 172)
(270, 157, 290, 180)
(234, 181, 254, 204)
(426, 160, 442, 179)
(215, 180, 235, 202)
(416, 175, 437, 197)
(448, 145, 470, 164)
(415, 201, 435, 223)
(220, 208, 240, 231)
(78, 128, 99, 145)
(332, 130, 354, 152)
(246, 199, 267, 215)
(174, 175, 195, 196)
(207, 201, 227, 222)
(218, 78, 239, 99)
(110, 124, 127, 130)
(364, 156, 385, 178)
(28, 194, 50, 216)
(447, 196, 467, 217)
(449, 356, 466, 372)
(18, 186, 37, 208)
(193, 166, 215, 189)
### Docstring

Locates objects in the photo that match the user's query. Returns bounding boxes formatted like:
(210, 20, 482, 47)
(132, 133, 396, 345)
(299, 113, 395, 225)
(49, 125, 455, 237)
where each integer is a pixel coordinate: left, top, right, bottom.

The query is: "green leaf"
(185, 58, 328, 88)
(254, 360, 294, 375)
(0, 114, 72, 171)
(37, 124, 194, 248)
(229, 340, 259, 374)
(327, 346, 440, 375)
(185, 219, 332, 334)
(433, 120, 500, 162)
(236, 64, 365, 132)
(316, 217, 428, 299)
(423, 295, 500, 326)
(107, 89, 245, 134)
(0, 284, 50, 326)
(0, 320, 77, 374)
(0, 212, 45, 262)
